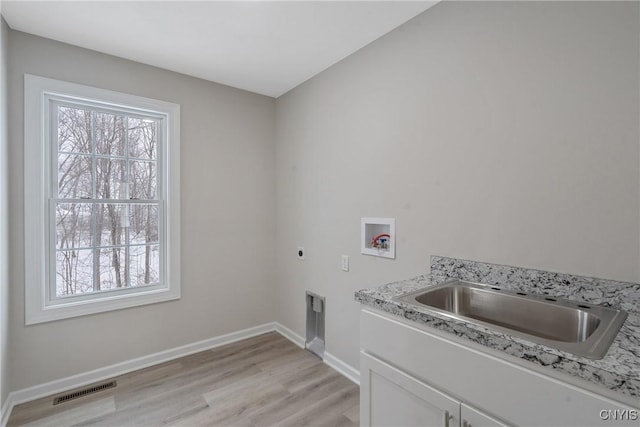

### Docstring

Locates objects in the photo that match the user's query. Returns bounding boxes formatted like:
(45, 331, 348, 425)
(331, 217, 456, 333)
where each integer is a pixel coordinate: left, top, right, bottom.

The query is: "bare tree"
(56, 107, 159, 297)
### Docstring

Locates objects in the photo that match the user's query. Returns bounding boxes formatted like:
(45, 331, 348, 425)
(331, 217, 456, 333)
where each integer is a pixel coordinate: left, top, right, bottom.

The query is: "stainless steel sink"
(394, 279, 628, 359)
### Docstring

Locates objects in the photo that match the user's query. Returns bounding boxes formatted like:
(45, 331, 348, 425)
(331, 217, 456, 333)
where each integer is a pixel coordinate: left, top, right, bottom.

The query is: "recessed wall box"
(361, 217, 395, 259)
(305, 291, 325, 359)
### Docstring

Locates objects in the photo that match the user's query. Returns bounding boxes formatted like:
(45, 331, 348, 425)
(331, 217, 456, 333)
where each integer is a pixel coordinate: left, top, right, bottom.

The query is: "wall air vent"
(52, 380, 117, 405)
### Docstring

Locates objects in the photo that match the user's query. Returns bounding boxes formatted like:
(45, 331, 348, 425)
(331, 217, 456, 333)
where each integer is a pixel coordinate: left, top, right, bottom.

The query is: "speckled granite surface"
(355, 256, 640, 400)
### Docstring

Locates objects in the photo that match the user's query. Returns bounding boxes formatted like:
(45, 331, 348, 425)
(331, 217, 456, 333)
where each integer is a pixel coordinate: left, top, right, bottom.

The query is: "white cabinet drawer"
(461, 403, 509, 427)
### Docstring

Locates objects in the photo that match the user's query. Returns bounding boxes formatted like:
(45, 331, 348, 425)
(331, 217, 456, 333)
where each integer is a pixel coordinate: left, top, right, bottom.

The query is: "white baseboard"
(274, 322, 305, 348)
(272, 323, 360, 385)
(1, 395, 13, 427)
(1, 321, 359, 426)
(4, 322, 276, 413)
(325, 351, 360, 385)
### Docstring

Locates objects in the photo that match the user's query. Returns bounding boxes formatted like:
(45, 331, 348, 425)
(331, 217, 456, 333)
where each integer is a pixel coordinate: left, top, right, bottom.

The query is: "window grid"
(52, 100, 161, 299)
(124, 110, 131, 290)
(58, 151, 158, 163)
(52, 199, 159, 204)
(91, 108, 98, 292)
(56, 242, 158, 252)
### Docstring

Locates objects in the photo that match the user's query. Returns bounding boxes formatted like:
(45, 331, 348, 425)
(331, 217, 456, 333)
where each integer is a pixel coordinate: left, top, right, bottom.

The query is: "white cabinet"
(461, 404, 508, 427)
(360, 308, 639, 427)
(361, 352, 505, 427)
(361, 353, 459, 426)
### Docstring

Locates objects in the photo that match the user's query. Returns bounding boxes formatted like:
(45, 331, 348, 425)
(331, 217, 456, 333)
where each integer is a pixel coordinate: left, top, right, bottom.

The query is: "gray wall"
(7, 30, 277, 391)
(275, 1, 640, 370)
(4, 0, 639, 397)
(1, 16, 10, 408)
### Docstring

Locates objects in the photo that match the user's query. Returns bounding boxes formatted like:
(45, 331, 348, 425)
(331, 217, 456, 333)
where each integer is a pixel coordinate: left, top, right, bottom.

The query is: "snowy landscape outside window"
(55, 105, 161, 297)
(25, 75, 181, 324)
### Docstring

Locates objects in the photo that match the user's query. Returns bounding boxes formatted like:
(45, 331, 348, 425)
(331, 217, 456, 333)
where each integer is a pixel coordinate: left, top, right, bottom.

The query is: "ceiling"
(2, 1, 438, 97)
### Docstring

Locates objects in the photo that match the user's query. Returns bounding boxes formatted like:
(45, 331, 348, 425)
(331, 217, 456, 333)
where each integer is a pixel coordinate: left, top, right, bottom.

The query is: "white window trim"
(24, 74, 181, 325)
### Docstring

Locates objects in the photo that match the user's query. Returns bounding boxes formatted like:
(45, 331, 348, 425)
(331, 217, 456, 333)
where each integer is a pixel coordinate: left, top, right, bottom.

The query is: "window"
(25, 75, 180, 324)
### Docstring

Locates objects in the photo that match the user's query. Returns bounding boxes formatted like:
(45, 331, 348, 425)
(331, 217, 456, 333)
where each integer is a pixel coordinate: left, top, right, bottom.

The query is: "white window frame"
(24, 74, 181, 325)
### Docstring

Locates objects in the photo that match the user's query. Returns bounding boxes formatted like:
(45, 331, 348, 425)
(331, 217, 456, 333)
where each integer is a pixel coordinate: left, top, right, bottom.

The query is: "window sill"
(26, 285, 180, 325)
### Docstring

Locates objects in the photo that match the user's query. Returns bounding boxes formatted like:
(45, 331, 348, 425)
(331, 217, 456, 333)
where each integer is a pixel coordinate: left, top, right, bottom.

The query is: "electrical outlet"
(297, 247, 305, 260)
(341, 255, 349, 272)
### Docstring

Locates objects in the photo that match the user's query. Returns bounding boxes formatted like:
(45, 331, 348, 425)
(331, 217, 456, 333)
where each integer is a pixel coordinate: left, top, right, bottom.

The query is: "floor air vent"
(53, 380, 117, 405)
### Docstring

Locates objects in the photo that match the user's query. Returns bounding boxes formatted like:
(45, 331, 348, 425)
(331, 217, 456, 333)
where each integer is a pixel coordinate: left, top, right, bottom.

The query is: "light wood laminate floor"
(8, 332, 359, 427)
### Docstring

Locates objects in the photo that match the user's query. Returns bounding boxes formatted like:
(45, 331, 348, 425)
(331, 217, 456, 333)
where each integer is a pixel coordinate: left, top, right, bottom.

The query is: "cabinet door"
(361, 352, 460, 427)
(461, 403, 509, 427)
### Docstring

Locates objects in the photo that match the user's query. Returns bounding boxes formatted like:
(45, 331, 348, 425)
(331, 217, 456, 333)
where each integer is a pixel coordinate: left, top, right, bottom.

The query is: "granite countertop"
(355, 257, 640, 401)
